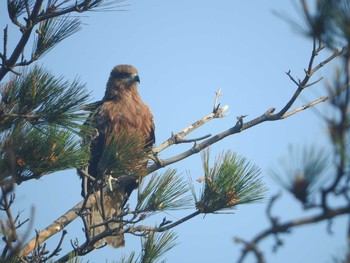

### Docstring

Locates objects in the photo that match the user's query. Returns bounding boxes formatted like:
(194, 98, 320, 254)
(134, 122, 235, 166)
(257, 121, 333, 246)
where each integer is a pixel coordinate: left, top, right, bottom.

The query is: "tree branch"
(18, 195, 97, 258)
(152, 105, 229, 155)
(0, 0, 125, 81)
(234, 237, 266, 263)
(236, 205, 350, 263)
(270, 42, 347, 120)
(148, 44, 347, 173)
(281, 81, 350, 119)
(11, 12, 349, 260)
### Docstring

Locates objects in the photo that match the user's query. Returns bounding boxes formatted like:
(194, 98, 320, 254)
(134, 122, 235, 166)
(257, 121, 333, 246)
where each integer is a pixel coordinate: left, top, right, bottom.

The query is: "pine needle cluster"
(0, 66, 90, 184)
(140, 231, 177, 263)
(0, 66, 89, 131)
(195, 150, 266, 213)
(98, 132, 148, 176)
(270, 145, 329, 204)
(33, 17, 81, 61)
(301, 0, 350, 47)
(117, 231, 177, 263)
(136, 169, 193, 212)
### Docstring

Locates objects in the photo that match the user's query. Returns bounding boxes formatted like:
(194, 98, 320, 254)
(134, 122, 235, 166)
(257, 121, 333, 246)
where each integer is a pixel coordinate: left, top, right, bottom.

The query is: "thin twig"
(2, 26, 8, 63)
(234, 237, 265, 263)
(280, 88, 348, 119)
(266, 193, 281, 227)
(43, 230, 68, 260)
(236, 205, 350, 263)
(173, 134, 211, 143)
(148, 46, 347, 173)
(213, 88, 222, 113)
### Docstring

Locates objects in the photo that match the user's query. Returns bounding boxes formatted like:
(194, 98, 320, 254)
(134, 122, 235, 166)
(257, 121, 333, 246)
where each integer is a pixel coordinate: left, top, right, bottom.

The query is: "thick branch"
(12, 17, 348, 261)
(18, 195, 97, 257)
(56, 210, 201, 262)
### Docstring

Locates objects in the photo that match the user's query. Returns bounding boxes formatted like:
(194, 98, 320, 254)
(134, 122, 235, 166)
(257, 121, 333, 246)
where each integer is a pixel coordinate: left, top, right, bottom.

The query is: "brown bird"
(78, 65, 155, 248)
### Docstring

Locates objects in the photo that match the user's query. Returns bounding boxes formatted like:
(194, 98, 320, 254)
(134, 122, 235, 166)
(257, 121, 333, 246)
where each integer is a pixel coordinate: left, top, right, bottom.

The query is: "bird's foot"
(107, 175, 118, 191)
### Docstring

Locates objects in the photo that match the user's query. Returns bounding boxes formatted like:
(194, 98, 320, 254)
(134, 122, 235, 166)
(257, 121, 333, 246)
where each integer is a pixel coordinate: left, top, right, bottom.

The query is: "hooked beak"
(131, 74, 140, 83)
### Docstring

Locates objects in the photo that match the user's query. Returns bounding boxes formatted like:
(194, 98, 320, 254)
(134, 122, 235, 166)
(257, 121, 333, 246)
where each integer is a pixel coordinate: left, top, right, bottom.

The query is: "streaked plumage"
(78, 65, 155, 248)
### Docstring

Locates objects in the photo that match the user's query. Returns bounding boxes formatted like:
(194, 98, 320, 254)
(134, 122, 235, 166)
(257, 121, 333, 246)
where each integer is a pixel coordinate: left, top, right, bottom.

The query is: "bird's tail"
(85, 187, 125, 248)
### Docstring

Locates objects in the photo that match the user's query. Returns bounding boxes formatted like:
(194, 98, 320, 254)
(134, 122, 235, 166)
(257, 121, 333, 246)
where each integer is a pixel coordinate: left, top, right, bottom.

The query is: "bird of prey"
(78, 64, 155, 248)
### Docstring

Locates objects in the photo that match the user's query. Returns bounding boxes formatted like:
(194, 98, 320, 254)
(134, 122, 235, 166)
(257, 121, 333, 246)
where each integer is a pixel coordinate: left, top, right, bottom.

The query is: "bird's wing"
(78, 100, 107, 197)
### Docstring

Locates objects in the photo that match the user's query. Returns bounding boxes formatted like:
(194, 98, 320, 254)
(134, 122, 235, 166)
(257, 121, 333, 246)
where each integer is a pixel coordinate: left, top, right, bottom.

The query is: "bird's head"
(104, 64, 140, 100)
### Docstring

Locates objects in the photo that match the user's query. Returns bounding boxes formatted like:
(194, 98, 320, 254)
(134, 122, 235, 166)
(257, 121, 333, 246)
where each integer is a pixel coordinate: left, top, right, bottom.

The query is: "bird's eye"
(112, 72, 131, 79)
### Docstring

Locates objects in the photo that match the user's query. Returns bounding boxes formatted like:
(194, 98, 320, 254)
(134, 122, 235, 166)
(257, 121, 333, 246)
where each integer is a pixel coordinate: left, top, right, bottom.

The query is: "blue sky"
(1, 0, 347, 262)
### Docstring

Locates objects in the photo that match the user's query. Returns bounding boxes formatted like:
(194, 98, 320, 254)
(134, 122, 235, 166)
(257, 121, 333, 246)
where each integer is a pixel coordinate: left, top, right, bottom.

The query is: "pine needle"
(141, 231, 177, 263)
(196, 149, 266, 213)
(97, 131, 150, 178)
(0, 125, 88, 183)
(33, 16, 81, 60)
(270, 144, 330, 204)
(136, 169, 193, 212)
(0, 66, 90, 132)
(7, 0, 35, 20)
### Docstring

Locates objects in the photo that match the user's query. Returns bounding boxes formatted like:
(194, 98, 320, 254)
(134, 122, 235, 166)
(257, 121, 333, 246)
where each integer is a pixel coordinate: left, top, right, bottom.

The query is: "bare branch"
(148, 45, 347, 174)
(1, 26, 8, 64)
(18, 195, 97, 257)
(172, 133, 212, 144)
(152, 105, 229, 155)
(6, 4, 349, 260)
(272, 42, 346, 120)
(236, 205, 350, 263)
(213, 88, 222, 112)
(152, 210, 201, 232)
(280, 85, 349, 119)
(0, 188, 17, 258)
(234, 237, 265, 263)
(266, 193, 281, 227)
(43, 230, 67, 261)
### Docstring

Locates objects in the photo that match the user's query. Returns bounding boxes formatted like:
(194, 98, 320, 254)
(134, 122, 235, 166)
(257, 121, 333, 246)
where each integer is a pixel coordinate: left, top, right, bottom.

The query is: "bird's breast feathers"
(97, 95, 154, 139)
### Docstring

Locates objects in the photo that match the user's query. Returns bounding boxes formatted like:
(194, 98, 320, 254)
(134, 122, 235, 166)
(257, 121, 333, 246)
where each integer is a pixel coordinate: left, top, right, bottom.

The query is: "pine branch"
(195, 150, 266, 213)
(0, 66, 90, 132)
(7, 0, 35, 23)
(0, 66, 90, 184)
(0, 125, 89, 183)
(1, 0, 128, 80)
(0, 0, 42, 80)
(270, 145, 330, 205)
(116, 252, 137, 263)
(270, 39, 347, 120)
(136, 169, 193, 212)
(98, 132, 150, 178)
(0, 187, 33, 262)
(140, 231, 177, 263)
(31, 16, 81, 62)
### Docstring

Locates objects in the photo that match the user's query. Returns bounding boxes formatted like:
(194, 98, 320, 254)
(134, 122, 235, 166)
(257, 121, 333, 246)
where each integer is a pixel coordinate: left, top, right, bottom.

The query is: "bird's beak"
(132, 74, 140, 83)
